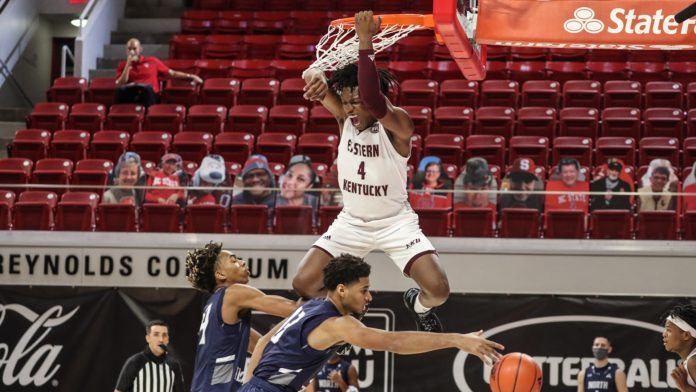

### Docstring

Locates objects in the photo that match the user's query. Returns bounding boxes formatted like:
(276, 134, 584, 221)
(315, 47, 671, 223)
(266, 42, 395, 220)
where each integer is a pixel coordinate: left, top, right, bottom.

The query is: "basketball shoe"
(403, 288, 443, 332)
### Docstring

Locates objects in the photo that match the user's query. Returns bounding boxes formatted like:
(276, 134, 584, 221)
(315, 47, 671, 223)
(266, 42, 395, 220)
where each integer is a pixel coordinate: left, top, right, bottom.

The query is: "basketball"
(489, 352, 543, 392)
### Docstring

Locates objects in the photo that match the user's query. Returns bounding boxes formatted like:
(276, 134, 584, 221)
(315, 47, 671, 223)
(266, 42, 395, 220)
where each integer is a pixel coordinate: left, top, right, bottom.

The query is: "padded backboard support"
(433, 0, 487, 80)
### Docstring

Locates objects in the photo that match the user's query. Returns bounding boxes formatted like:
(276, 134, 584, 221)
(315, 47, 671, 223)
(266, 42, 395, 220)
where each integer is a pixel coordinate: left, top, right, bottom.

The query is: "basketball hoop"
(308, 14, 434, 72)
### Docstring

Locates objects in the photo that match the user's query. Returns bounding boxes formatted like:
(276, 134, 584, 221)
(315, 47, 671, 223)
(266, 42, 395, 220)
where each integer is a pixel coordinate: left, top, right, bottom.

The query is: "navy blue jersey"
(253, 299, 342, 391)
(583, 363, 619, 392)
(313, 359, 352, 392)
(192, 287, 251, 392)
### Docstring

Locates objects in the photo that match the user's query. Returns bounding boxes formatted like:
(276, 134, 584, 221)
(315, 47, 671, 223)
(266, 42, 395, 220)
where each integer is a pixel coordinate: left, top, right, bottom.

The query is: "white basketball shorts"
(312, 206, 437, 276)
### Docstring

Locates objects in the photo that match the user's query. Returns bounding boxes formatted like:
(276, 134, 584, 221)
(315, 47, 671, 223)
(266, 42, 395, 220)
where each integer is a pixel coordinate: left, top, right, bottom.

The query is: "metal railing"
(61, 45, 75, 78)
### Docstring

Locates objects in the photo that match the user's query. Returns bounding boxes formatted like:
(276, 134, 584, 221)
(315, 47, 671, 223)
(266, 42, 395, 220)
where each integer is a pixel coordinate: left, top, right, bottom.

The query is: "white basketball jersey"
(686, 347, 696, 387)
(337, 119, 409, 221)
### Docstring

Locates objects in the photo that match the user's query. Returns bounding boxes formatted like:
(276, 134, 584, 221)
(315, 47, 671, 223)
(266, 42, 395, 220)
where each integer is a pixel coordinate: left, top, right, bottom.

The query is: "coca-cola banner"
(0, 287, 692, 392)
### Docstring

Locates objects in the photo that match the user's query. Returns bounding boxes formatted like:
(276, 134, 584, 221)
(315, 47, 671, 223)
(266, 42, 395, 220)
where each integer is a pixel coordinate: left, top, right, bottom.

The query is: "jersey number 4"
(357, 161, 366, 180)
(198, 304, 212, 345)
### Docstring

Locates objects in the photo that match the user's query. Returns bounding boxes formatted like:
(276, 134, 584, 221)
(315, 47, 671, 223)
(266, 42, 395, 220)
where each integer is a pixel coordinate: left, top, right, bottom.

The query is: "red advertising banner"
(476, 0, 696, 49)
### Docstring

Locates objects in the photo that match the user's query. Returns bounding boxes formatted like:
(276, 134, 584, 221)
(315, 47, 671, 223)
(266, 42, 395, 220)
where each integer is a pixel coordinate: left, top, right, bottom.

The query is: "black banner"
(0, 287, 692, 392)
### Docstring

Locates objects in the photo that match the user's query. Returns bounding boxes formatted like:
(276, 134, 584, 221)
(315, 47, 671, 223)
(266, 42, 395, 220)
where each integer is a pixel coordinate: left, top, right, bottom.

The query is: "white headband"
(667, 315, 696, 338)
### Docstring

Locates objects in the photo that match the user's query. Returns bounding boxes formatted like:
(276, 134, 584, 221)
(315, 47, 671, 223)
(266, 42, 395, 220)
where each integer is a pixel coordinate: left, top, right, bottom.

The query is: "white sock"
(414, 294, 431, 314)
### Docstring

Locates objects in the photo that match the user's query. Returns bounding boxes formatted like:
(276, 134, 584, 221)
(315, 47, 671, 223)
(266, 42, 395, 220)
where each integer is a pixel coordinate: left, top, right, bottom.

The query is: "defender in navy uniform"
(577, 336, 628, 392)
(239, 253, 504, 392)
(186, 242, 299, 392)
(306, 354, 358, 392)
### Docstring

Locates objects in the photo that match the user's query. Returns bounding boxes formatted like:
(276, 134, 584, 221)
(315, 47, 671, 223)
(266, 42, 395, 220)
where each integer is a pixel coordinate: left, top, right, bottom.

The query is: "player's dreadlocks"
(186, 241, 223, 293)
(327, 63, 398, 96)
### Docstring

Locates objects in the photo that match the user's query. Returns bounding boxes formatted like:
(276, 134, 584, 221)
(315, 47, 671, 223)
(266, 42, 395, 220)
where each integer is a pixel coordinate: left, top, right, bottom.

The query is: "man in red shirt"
(115, 38, 203, 106)
(545, 157, 589, 215)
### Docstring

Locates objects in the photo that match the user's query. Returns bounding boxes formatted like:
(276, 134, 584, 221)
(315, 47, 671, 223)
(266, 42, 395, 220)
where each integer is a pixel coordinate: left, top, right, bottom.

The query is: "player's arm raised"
(224, 284, 298, 320)
(319, 316, 503, 365)
(302, 67, 345, 121)
(356, 11, 414, 143)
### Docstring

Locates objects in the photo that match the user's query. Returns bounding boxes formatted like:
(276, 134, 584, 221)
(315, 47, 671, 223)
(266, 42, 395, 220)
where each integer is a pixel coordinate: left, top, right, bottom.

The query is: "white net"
(308, 22, 426, 72)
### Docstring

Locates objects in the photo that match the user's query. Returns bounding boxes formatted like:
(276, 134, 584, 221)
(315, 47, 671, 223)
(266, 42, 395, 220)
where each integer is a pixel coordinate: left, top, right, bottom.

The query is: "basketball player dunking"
(239, 254, 503, 392)
(296, 10, 448, 333)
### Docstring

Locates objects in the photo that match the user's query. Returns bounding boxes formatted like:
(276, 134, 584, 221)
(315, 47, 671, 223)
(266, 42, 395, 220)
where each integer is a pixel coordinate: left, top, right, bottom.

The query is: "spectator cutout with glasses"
(638, 166, 677, 212)
(275, 155, 320, 226)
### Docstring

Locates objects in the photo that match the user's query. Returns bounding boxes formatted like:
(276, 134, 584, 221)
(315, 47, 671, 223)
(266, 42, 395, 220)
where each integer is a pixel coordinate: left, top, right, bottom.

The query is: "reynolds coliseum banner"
(476, 0, 696, 49)
(0, 287, 690, 392)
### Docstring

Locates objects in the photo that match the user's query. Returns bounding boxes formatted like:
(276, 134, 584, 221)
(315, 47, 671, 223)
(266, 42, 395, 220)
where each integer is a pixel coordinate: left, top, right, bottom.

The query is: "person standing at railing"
(115, 38, 203, 107)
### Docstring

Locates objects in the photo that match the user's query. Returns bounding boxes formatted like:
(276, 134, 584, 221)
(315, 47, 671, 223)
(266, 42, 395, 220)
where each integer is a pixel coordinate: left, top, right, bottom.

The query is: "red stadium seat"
(161, 79, 199, 107)
(230, 59, 274, 79)
(423, 134, 465, 166)
(185, 204, 228, 233)
(226, 105, 268, 136)
(683, 211, 696, 241)
(163, 59, 198, 75)
(274, 205, 314, 234)
(399, 79, 438, 109)
(394, 35, 435, 61)
(684, 137, 696, 168)
(67, 103, 106, 134)
(588, 49, 627, 62)
(256, 133, 297, 164)
(194, 0, 228, 10)
(545, 209, 585, 239)
(230, 204, 269, 233)
(238, 78, 280, 108)
(277, 78, 308, 106)
(516, 107, 556, 139)
(562, 80, 602, 109)
(521, 80, 561, 108)
(439, 79, 478, 108)
(50, 130, 90, 162)
(601, 107, 642, 140)
(638, 137, 680, 166)
(49, 77, 87, 105)
(72, 159, 113, 196)
(199, 78, 239, 107)
(297, 133, 339, 166)
(97, 203, 138, 232)
(13, 191, 58, 230)
(141, 203, 182, 232)
(643, 108, 685, 141)
(499, 208, 539, 238)
(427, 61, 462, 82)
(549, 48, 588, 62)
(484, 60, 509, 80)
(586, 61, 627, 84)
(244, 34, 281, 58)
(185, 104, 227, 134)
(465, 135, 506, 167)
(0, 190, 15, 229)
(181, 10, 219, 34)
(668, 62, 696, 86)
(431, 43, 452, 61)
(545, 61, 587, 84)
(687, 109, 696, 138)
(215, 11, 253, 34)
(510, 47, 547, 61)
(143, 104, 186, 133)
(171, 132, 213, 162)
(169, 34, 205, 59)
(636, 210, 677, 240)
(267, 105, 309, 135)
(414, 207, 450, 236)
(214, 132, 254, 163)
(480, 80, 519, 108)
(32, 158, 73, 195)
(474, 106, 516, 139)
(287, 11, 331, 34)
(183, 161, 198, 178)
(203, 35, 245, 59)
(250, 12, 287, 35)
(388, 61, 429, 82)
(307, 106, 337, 135)
(485, 46, 509, 61)
(558, 107, 599, 139)
(106, 104, 145, 135)
(595, 137, 636, 166)
(590, 210, 632, 239)
(403, 106, 433, 138)
(130, 132, 172, 162)
(318, 205, 342, 234)
(409, 134, 422, 167)
(0, 158, 33, 189)
(626, 61, 667, 83)
(28, 102, 69, 132)
(553, 136, 593, 166)
(507, 61, 546, 84)
(8, 129, 51, 162)
(55, 192, 99, 231)
(270, 59, 313, 81)
(195, 59, 234, 80)
(87, 77, 118, 106)
(432, 106, 473, 136)
(645, 81, 684, 109)
(452, 207, 494, 237)
(277, 35, 317, 60)
(509, 136, 549, 167)
(628, 50, 665, 62)
(604, 80, 642, 108)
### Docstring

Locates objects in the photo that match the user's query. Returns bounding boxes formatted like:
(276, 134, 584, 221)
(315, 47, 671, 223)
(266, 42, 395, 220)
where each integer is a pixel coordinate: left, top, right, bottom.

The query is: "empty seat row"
(486, 46, 696, 63)
(192, 0, 431, 13)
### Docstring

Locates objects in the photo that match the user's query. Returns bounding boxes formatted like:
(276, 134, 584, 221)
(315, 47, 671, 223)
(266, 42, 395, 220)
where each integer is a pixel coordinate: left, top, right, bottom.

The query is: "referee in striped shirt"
(114, 320, 185, 392)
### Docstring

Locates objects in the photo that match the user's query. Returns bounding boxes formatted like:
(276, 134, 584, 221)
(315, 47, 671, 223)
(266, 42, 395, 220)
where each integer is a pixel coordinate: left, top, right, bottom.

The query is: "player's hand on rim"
(459, 330, 504, 366)
(355, 10, 381, 42)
